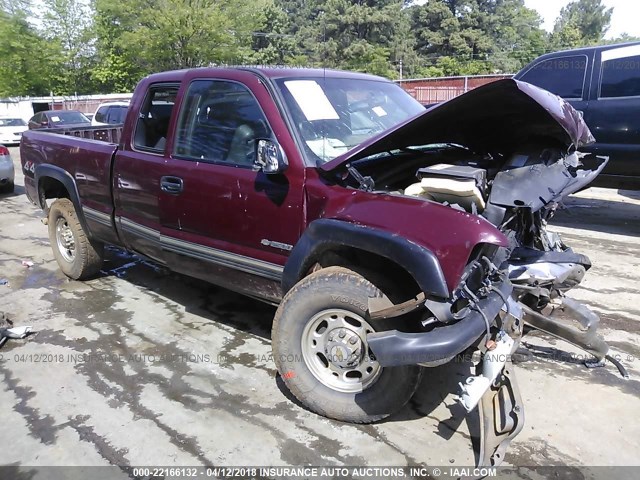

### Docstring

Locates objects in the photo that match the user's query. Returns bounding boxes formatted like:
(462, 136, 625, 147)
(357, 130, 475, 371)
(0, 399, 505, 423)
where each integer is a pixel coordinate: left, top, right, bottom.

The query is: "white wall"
(0, 101, 38, 121)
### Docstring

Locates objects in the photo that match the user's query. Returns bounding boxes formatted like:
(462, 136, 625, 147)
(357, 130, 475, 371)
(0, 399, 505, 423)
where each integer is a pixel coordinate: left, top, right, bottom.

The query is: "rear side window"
(133, 85, 179, 152)
(519, 54, 588, 99)
(94, 106, 108, 123)
(173, 80, 271, 166)
(107, 106, 127, 124)
(600, 54, 640, 98)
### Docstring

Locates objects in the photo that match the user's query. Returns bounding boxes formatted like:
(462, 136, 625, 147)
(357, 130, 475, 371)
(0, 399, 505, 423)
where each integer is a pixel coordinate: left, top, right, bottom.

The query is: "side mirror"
(254, 139, 288, 174)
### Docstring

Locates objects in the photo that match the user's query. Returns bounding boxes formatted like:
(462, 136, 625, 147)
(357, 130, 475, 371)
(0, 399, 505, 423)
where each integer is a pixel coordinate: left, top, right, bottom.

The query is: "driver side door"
(158, 74, 305, 302)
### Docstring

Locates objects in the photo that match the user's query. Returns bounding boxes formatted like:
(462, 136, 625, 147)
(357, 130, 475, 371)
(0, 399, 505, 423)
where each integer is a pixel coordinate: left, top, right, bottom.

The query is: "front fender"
(322, 191, 509, 292)
(282, 218, 449, 298)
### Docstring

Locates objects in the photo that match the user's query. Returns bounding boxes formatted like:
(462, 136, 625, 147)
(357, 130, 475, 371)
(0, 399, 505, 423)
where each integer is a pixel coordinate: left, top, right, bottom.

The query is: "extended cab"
(515, 41, 640, 189)
(21, 68, 611, 466)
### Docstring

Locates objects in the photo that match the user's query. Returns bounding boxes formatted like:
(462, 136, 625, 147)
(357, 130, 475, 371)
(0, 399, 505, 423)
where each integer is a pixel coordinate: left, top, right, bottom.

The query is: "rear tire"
(48, 198, 104, 279)
(272, 266, 422, 423)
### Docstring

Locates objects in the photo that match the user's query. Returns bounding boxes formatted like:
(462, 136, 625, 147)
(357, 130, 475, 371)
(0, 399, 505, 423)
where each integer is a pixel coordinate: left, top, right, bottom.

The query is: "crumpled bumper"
(367, 278, 513, 367)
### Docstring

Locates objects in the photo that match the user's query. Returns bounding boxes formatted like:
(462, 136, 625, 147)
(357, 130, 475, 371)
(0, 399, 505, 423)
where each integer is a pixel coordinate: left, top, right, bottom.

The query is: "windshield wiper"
(402, 142, 470, 153)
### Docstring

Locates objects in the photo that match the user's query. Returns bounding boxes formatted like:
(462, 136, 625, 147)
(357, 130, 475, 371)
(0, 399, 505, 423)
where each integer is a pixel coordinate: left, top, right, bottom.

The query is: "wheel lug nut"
(339, 329, 346, 338)
(349, 337, 357, 345)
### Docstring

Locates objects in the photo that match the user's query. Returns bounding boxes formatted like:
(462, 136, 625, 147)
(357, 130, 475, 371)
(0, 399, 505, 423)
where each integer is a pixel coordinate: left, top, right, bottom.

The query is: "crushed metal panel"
(477, 362, 525, 467)
(489, 154, 608, 211)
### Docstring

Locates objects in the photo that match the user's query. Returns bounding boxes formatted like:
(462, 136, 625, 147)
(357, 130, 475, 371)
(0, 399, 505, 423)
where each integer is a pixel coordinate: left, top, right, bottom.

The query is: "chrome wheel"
(55, 217, 76, 262)
(301, 308, 382, 393)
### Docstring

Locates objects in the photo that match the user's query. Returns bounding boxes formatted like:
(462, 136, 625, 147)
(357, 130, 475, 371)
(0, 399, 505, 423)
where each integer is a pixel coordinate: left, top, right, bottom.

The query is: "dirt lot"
(1, 145, 639, 475)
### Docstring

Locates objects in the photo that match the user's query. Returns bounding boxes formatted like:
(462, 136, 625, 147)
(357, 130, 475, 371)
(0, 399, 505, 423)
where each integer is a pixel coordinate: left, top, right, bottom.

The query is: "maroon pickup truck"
(21, 68, 615, 466)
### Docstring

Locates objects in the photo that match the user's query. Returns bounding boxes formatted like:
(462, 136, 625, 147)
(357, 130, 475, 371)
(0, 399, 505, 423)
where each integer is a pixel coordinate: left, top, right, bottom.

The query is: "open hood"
(321, 79, 595, 173)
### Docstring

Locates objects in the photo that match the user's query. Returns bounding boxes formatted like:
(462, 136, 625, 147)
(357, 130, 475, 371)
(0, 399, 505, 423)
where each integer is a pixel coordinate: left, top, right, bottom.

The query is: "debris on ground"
(0, 278, 8, 286)
(0, 312, 12, 328)
(21, 260, 34, 268)
(1, 325, 33, 339)
(0, 312, 34, 348)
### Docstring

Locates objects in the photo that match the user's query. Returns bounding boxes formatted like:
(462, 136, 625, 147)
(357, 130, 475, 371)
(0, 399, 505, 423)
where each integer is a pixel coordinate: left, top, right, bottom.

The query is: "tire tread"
(273, 266, 422, 423)
(48, 198, 103, 279)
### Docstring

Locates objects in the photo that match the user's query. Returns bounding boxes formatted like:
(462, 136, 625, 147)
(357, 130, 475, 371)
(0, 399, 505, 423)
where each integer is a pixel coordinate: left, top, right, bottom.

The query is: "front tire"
(272, 266, 422, 423)
(48, 198, 104, 279)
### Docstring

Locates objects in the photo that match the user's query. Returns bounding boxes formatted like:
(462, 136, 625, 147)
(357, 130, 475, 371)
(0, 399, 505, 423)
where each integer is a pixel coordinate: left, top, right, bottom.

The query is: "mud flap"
(477, 362, 524, 467)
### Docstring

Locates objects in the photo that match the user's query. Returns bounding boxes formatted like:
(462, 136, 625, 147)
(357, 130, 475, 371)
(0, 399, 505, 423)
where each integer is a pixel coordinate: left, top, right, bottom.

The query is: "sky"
(523, 0, 640, 39)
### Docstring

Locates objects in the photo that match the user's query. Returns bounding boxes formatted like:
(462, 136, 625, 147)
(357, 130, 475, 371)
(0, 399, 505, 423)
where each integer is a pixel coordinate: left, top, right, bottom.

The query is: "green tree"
(410, 0, 546, 76)
(412, 0, 469, 58)
(250, 2, 296, 65)
(484, 0, 547, 72)
(0, 6, 58, 96)
(277, 0, 406, 78)
(602, 33, 640, 45)
(40, 0, 96, 94)
(391, 7, 421, 78)
(550, 19, 584, 50)
(134, 0, 268, 68)
(92, 0, 274, 91)
(551, 0, 613, 48)
(91, 0, 146, 92)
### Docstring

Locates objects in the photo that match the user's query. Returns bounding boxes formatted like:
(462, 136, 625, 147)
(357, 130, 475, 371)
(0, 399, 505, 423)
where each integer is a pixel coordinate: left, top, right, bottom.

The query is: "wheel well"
(305, 247, 421, 303)
(38, 177, 70, 210)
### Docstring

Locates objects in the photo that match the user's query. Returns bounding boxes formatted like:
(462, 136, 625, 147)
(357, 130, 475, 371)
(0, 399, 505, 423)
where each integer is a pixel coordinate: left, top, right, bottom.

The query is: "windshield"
(275, 77, 424, 165)
(0, 118, 26, 127)
(49, 111, 90, 125)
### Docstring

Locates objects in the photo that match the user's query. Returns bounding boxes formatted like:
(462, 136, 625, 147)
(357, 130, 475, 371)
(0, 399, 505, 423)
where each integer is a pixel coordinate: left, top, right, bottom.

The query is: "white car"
(0, 145, 15, 193)
(91, 101, 129, 126)
(0, 117, 28, 145)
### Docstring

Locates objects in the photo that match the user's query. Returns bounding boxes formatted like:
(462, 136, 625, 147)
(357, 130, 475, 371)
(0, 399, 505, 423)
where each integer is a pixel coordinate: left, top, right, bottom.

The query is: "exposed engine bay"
(346, 144, 608, 296)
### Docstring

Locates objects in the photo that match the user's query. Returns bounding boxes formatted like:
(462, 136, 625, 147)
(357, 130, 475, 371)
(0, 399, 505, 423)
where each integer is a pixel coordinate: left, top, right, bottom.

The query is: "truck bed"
(21, 127, 121, 244)
(46, 124, 123, 144)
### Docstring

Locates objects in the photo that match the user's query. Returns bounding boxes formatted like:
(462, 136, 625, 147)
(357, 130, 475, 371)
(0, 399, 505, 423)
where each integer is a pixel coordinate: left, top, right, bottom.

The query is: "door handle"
(160, 176, 184, 194)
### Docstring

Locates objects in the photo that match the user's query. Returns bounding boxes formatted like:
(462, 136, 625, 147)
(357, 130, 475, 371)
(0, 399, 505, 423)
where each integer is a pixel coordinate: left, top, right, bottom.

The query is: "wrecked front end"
(325, 79, 622, 466)
(366, 242, 526, 467)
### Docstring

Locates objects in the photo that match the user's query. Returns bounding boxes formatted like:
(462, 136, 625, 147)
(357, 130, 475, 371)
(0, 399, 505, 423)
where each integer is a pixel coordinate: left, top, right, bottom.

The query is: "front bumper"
(367, 278, 513, 367)
(0, 131, 22, 144)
